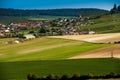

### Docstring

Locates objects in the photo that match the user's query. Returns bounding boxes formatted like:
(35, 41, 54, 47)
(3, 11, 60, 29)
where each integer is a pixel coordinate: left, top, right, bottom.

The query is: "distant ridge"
(0, 8, 109, 17)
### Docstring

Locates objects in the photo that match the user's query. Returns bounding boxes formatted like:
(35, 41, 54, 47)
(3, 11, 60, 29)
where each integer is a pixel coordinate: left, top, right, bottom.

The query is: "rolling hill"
(0, 38, 110, 62)
(81, 13, 120, 33)
(0, 37, 119, 80)
(0, 8, 120, 80)
(0, 8, 109, 17)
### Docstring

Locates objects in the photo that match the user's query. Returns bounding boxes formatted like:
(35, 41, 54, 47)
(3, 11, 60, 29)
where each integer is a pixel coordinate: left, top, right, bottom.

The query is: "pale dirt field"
(69, 44, 120, 59)
(50, 33, 120, 43)
(49, 33, 120, 59)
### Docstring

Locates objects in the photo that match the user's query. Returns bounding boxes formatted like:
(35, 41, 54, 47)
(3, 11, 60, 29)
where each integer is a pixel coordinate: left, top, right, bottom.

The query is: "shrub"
(46, 74, 56, 80)
(60, 75, 69, 80)
(71, 73, 80, 80)
(27, 72, 120, 80)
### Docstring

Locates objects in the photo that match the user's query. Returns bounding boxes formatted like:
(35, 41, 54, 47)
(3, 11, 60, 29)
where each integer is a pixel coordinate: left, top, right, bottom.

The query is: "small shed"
(14, 40, 20, 44)
(23, 34, 35, 39)
(89, 31, 95, 34)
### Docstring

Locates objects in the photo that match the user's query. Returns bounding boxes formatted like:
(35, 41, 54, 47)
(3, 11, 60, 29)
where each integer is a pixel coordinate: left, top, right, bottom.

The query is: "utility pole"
(111, 49, 114, 58)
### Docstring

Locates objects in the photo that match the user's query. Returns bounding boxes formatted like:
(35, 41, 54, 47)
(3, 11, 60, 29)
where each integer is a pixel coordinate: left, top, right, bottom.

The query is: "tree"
(29, 30, 34, 34)
(118, 5, 120, 12)
(110, 4, 119, 14)
(27, 73, 33, 80)
(60, 75, 69, 80)
(39, 27, 46, 33)
(71, 74, 80, 80)
(113, 4, 117, 10)
(46, 74, 55, 80)
(110, 4, 117, 14)
(18, 33, 24, 38)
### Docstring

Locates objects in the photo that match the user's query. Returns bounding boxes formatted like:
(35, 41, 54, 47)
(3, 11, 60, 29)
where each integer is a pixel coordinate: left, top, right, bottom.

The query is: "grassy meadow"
(27, 16, 71, 21)
(0, 37, 110, 62)
(0, 16, 71, 24)
(0, 58, 119, 80)
(79, 14, 120, 33)
(0, 14, 120, 80)
(0, 37, 119, 80)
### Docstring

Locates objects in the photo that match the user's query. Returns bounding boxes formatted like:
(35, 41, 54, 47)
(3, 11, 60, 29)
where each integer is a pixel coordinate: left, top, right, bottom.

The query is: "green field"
(0, 16, 27, 24)
(0, 58, 119, 80)
(0, 38, 119, 80)
(0, 11, 120, 80)
(27, 16, 71, 21)
(80, 14, 120, 33)
(0, 16, 71, 24)
(0, 38, 110, 62)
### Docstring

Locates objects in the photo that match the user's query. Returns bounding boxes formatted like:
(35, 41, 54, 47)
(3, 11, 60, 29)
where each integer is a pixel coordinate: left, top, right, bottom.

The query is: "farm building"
(89, 31, 95, 34)
(80, 31, 95, 35)
(0, 33, 5, 38)
(22, 34, 35, 39)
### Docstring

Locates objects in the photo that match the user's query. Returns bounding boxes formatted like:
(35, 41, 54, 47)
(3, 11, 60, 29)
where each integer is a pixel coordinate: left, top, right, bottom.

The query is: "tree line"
(27, 72, 120, 80)
(0, 8, 108, 17)
(110, 4, 120, 14)
(0, 4, 120, 17)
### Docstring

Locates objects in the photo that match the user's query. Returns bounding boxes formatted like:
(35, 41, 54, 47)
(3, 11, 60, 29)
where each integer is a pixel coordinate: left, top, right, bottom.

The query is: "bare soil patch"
(69, 44, 120, 59)
(50, 33, 120, 43)
(50, 33, 120, 59)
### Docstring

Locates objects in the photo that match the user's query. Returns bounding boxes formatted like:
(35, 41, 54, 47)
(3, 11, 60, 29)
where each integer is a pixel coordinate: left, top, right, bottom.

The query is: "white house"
(23, 34, 35, 39)
(89, 31, 95, 34)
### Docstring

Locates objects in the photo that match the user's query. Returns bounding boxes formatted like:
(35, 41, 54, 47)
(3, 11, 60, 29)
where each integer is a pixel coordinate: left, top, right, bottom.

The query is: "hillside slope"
(0, 38, 110, 62)
(81, 14, 120, 33)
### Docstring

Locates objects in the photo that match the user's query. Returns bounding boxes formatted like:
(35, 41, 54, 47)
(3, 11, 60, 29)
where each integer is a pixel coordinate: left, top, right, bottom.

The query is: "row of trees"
(0, 8, 108, 17)
(27, 72, 120, 80)
(110, 4, 120, 14)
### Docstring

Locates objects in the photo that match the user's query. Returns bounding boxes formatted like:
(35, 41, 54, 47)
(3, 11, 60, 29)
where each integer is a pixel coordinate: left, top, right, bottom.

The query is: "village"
(0, 15, 95, 41)
(0, 1, 120, 80)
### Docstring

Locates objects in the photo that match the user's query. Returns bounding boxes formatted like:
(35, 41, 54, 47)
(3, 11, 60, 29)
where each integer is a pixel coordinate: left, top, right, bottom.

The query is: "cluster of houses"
(6, 34, 36, 44)
(0, 15, 95, 38)
(41, 15, 95, 35)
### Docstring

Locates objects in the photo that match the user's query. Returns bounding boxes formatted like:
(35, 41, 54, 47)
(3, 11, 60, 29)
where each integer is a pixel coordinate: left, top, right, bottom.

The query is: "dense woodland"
(1, 4, 120, 17)
(0, 8, 109, 17)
